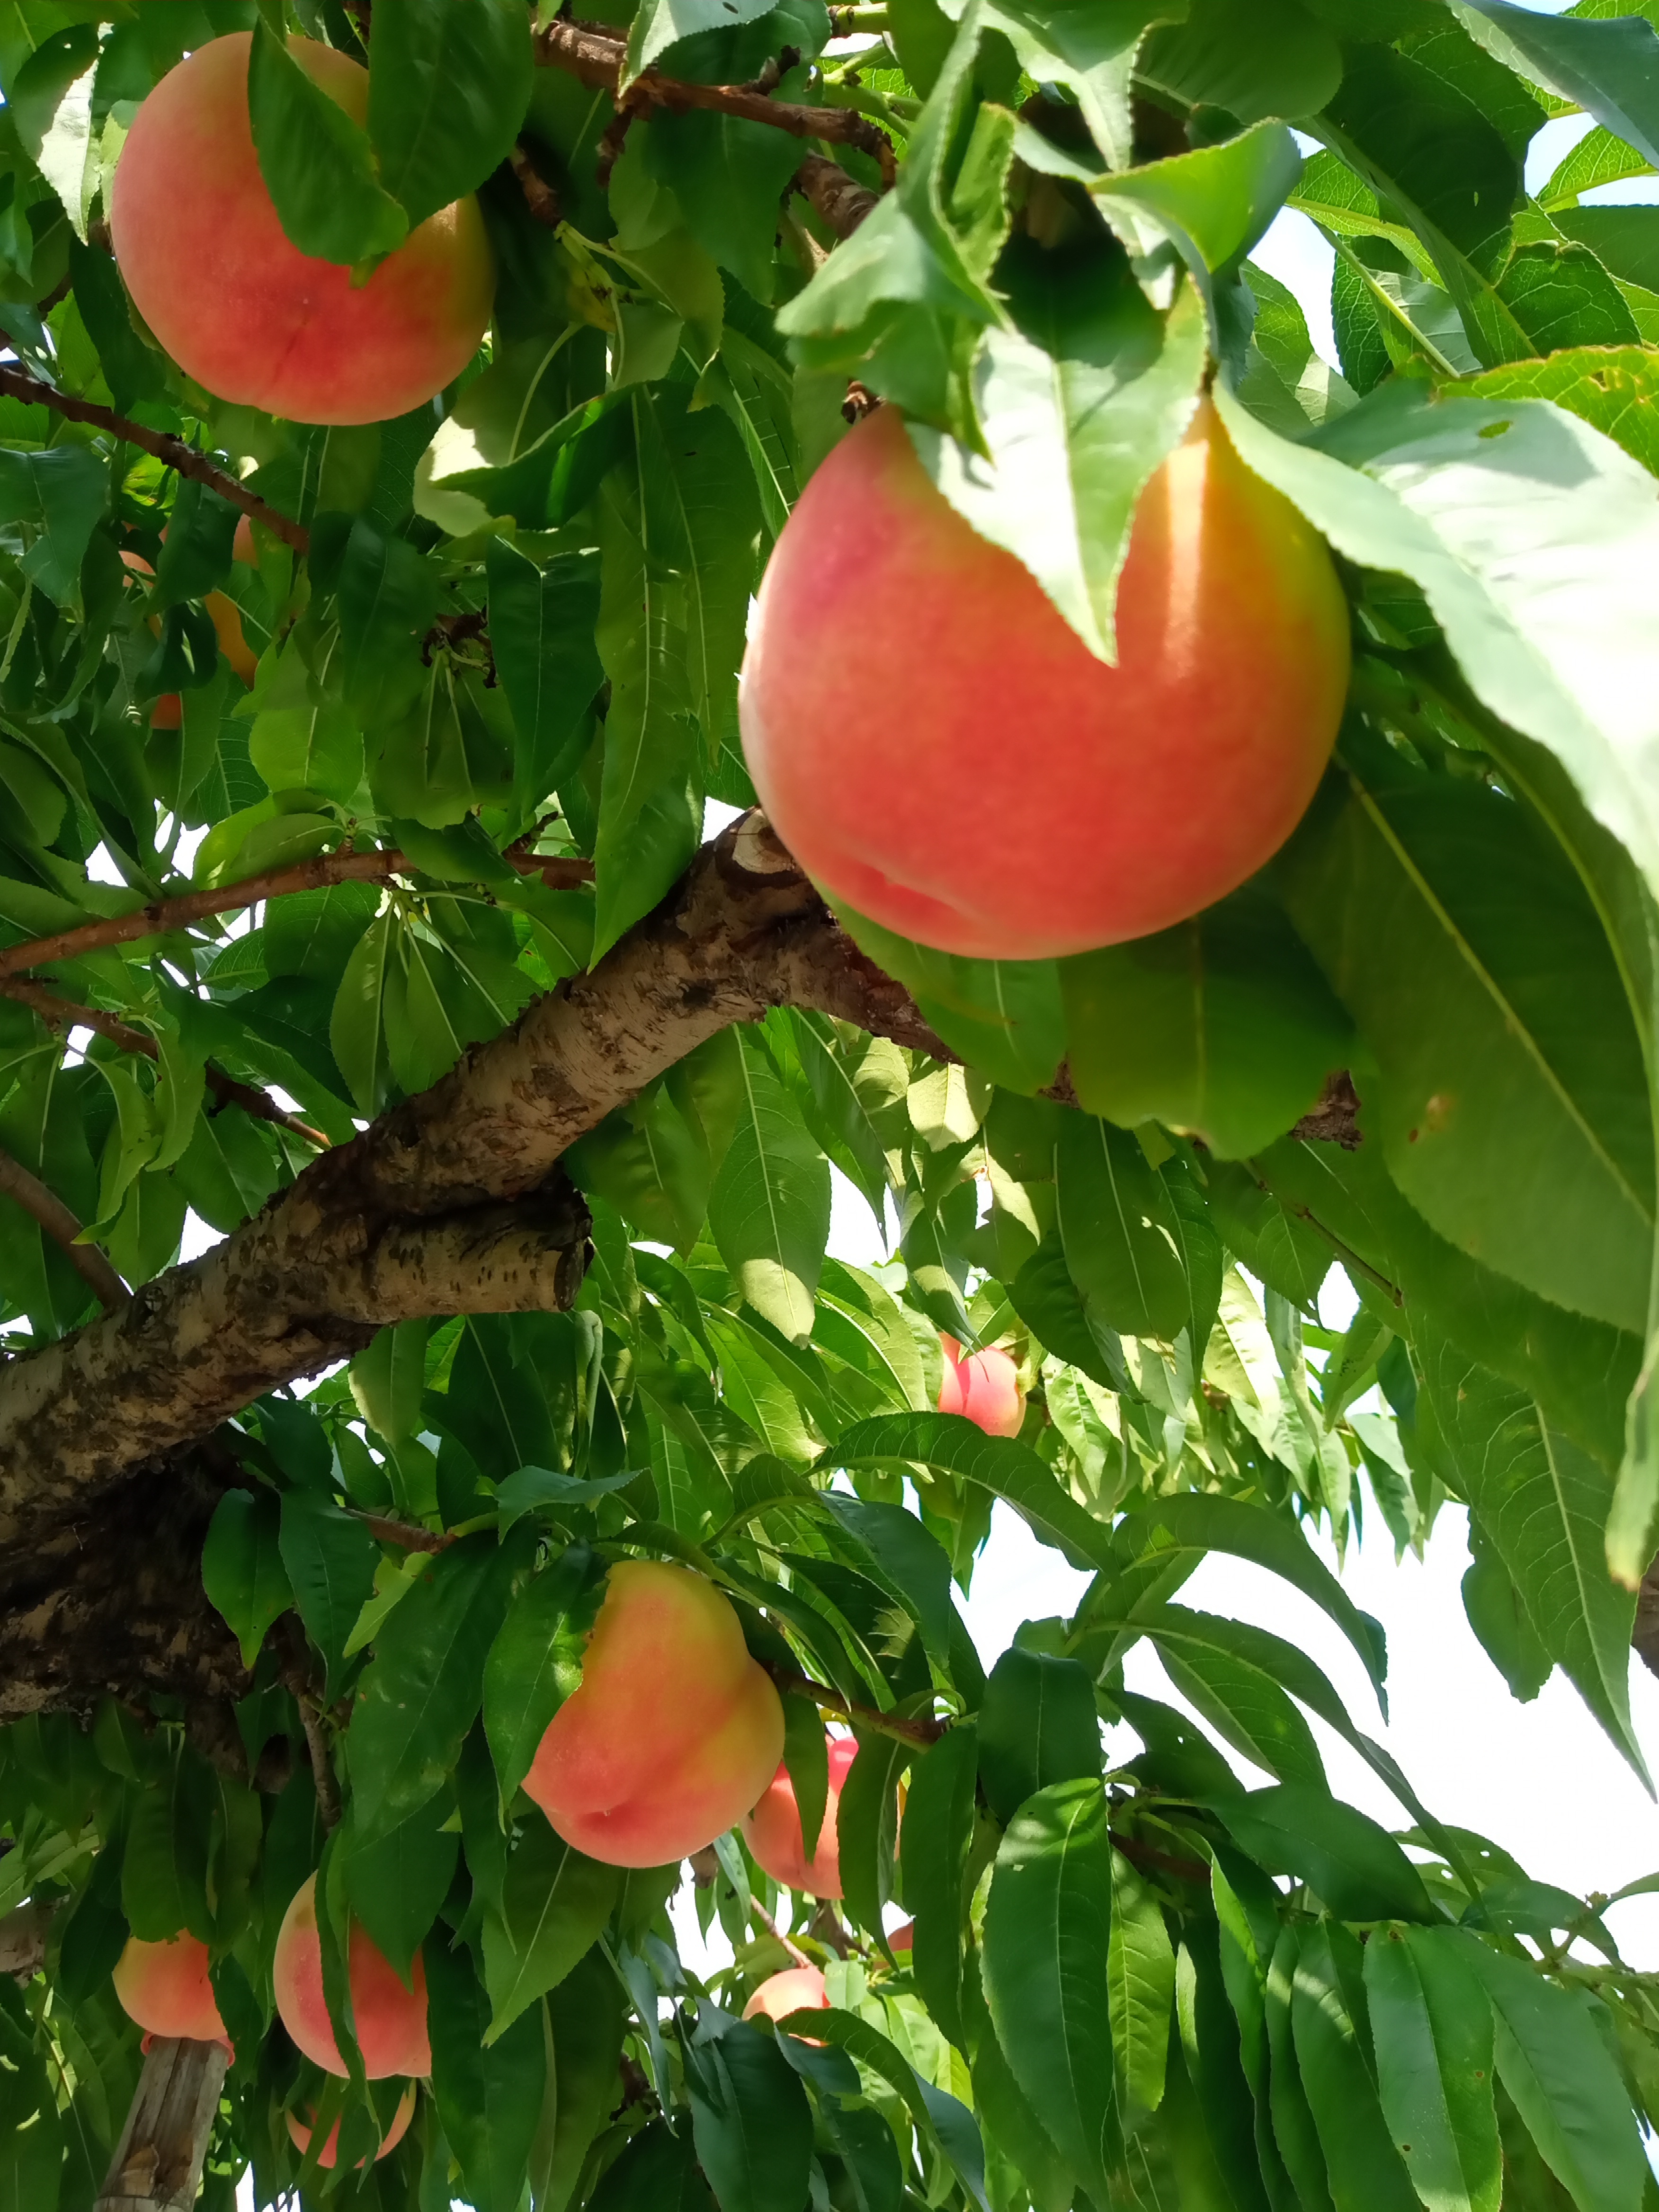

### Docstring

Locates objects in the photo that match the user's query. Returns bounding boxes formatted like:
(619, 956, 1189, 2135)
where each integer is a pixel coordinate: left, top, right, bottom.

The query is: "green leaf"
(709, 1028, 831, 1342)
(907, 276, 1206, 662)
(367, 0, 532, 227)
(942, 0, 1186, 170)
(122, 1739, 213, 1944)
(1214, 1785, 1436, 1924)
(486, 537, 603, 807)
(247, 19, 408, 266)
(483, 1543, 605, 1809)
(1291, 1921, 1422, 2212)
(1139, 0, 1342, 125)
(680, 2009, 815, 2212)
(902, 1725, 978, 2049)
(0, 444, 106, 609)
(1265, 1927, 1337, 2212)
(1143, 1613, 1327, 1789)
(838, 1730, 909, 1947)
(1364, 1925, 1500, 2212)
(976, 1647, 1102, 1827)
(277, 1485, 378, 1703)
(427, 1932, 547, 2212)
(329, 909, 396, 1116)
(832, 907, 1067, 1096)
(1178, 1917, 1274, 2212)
(590, 410, 703, 960)
(482, 1813, 622, 2042)
(1109, 1848, 1176, 2123)
(339, 1790, 458, 1987)
(820, 1492, 954, 1665)
(809, 2006, 991, 2211)
(1415, 1336, 1646, 1784)
(1279, 747, 1652, 1337)
(347, 1533, 524, 1842)
(1093, 121, 1303, 282)
(1055, 1113, 1190, 1341)
(982, 1775, 1120, 2205)
(1454, 1937, 1647, 2212)
(1449, 0, 1659, 171)
(624, 0, 783, 80)
(1061, 884, 1351, 1160)
(201, 1487, 292, 1670)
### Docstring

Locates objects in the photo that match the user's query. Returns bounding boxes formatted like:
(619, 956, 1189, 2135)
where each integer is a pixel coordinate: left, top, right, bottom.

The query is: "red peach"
(287, 2082, 416, 2170)
(938, 1335, 1025, 1439)
(272, 1874, 430, 2079)
(112, 1931, 230, 2048)
(743, 1963, 829, 2027)
(109, 34, 493, 426)
(742, 1734, 858, 1896)
(739, 399, 1350, 959)
(524, 1561, 785, 1869)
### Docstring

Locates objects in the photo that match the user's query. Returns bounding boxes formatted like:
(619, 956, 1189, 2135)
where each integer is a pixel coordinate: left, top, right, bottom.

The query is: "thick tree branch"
(0, 976, 328, 1146)
(0, 1143, 128, 1310)
(0, 365, 309, 553)
(96, 2036, 228, 2212)
(535, 16, 898, 186)
(0, 845, 594, 980)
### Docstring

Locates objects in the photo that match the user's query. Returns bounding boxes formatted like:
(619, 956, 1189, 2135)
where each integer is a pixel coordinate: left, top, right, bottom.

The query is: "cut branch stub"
(95, 2037, 229, 2212)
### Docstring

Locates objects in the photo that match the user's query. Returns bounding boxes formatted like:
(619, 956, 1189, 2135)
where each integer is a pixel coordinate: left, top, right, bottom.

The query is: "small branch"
(0, 845, 595, 981)
(764, 1662, 945, 1748)
(0, 365, 310, 554)
(299, 1699, 341, 1831)
(1108, 1830, 1210, 1885)
(511, 143, 563, 228)
(354, 1510, 451, 1554)
(750, 1895, 814, 1969)
(535, 17, 898, 187)
(794, 151, 880, 240)
(0, 1900, 51, 1980)
(0, 1143, 128, 1310)
(0, 977, 329, 1147)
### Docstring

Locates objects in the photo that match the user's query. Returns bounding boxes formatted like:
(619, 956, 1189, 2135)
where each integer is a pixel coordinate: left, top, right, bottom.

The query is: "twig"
(0, 1900, 51, 1980)
(0, 1143, 128, 1309)
(0, 366, 310, 553)
(510, 143, 563, 228)
(535, 17, 898, 187)
(0, 846, 595, 981)
(299, 1699, 341, 1831)
(1109, 1830, 1211, 1884)
(0, 977, 330, 1146)
(794, 152, 880, 240)
(764, 1662, 945, 1748)
(354, 1511, 451, 1554)
(750, 1895, 814, 1969)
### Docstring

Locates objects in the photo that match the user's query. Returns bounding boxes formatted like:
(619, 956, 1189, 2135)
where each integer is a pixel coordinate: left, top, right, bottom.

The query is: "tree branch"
(0, 845, 594, 980)
(534, 16, 898, 187)
(96, 2036, 229, 2212)
(0, 976, 329, 1146)
(764, 1662, 947, 1748)
(0, 366, 309, 553)
(794, 151, 880, 239)
(0, 1143, 128, 1310)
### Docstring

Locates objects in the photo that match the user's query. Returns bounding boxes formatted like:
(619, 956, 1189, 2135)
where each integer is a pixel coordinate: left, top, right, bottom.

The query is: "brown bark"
(0, 1143, 129, 1309)
(96, 2037, 229, 2212)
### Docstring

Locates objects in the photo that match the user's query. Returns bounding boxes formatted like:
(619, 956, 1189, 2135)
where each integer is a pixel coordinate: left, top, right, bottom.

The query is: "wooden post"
(95, 2037, 228, 2212)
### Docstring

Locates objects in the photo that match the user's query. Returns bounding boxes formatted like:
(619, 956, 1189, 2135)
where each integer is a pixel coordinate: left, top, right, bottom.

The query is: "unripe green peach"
(272, 1874, 430, 2079)
(740, 399, 1350, 960)
(524, 1561, 785, 1868)
(109, 33, 492, 426)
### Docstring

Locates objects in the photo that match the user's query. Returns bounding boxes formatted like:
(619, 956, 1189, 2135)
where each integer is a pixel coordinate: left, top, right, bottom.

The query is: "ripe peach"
(888, 1920, 914, 1953)
(938, 1335, 1025, 1439)
(112, 1932, 230, 2049)
(287, 2083, 416, 2170)
(744, 1964, 829, 2027)
(524, 1561, 785, 1869)
(273, 1875, 430, 2079)
(742, 1734, 858, 1896)
(739, 400, 1350, 959)
(122, 543, 257, 712)
(109, 33, 493, 426)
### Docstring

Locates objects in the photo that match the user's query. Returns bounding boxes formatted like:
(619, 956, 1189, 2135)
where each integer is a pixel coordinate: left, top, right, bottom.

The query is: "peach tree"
(0, 0, 1656, 2208)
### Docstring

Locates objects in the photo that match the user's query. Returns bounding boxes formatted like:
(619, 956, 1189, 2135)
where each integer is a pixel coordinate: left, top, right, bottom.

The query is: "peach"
(744, 1964, 829, 2027)
(739, 399, 1350, 959)
(112, 1932, 230, 2048)
(123, 542, 257, 712)
(524, 1561, 785, 1869)
(287, 2083, 416, 2170)
(109, 33, 493, 426)
(938, 1335, 1025, 1439)
(742, 1734, 858, 1896)
(273, 1874, 430, 2079)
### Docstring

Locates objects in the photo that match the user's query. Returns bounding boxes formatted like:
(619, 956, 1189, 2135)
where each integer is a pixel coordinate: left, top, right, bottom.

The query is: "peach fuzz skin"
(938, 1335, 1025, 1439)
(524, 1560, 785, 1869)
(739, 399, 1351, 961)
(744, 1964, 830, 2029)
(112, 1932, 230, 2049)
(109, 34, 492, 426)
(743, 1735, 858, 1896)
(287, 2084, 416, 2171)
(273, 1875, 430, 2079)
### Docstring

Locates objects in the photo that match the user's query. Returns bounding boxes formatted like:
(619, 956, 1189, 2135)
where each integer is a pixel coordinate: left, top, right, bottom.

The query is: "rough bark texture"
(96, 2037, 229, 2211)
